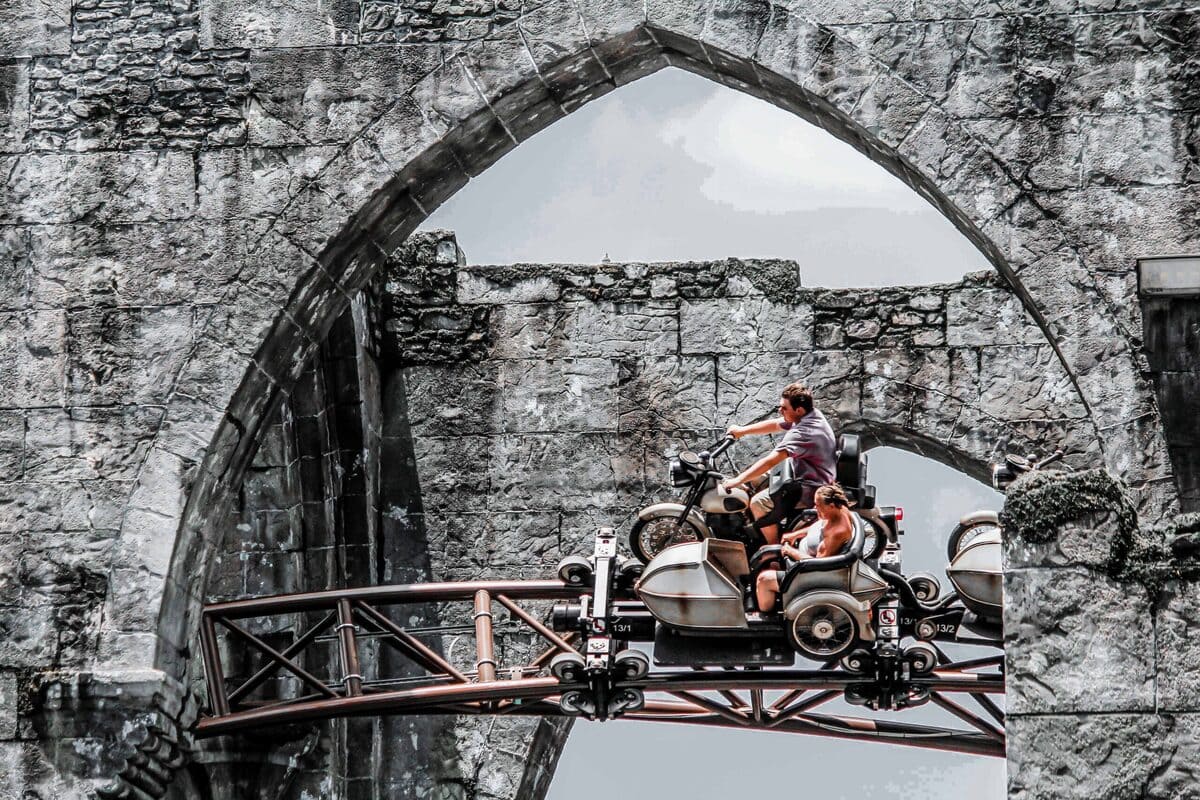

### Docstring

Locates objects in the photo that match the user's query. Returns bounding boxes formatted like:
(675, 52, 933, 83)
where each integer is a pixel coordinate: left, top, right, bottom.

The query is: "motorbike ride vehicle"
(630, 431, 891, 565)
(553, 446, 1006, 714)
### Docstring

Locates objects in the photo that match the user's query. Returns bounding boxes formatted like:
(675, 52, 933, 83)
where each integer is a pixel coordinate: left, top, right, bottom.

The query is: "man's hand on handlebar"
(726, 425, 744, 439)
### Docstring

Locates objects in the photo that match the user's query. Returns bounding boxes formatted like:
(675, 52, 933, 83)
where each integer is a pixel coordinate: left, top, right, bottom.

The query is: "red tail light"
(895, 507, 904, 521)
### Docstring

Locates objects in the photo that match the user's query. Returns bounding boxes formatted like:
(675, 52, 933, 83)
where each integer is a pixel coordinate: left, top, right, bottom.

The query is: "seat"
(835, 434, 875, 510)
(778, 514, 866, 599)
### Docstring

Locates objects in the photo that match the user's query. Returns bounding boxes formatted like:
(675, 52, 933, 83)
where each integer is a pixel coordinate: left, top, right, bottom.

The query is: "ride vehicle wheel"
(615, 557, 644, 590)
(861, 520, 886, 561)
(786, 602, 858, 659)
(613, 649, 650, 681)
(947, 518, 1001, 562)
(606, 687, 645, 716)
(549, 651, 587, 683)
(559, 689, 596, 716)
(557, 555, 593, 587)
(903, 642, 939, 675)
(629, 514, 704, 563)
(907, 572, 941, 603)
(840, 647, 875, 675)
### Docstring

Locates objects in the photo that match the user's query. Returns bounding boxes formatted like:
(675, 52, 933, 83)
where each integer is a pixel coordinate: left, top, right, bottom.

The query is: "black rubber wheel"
(907, 571, 941, 603)
(946, 518, 1000, 562)
(861, 520, 886, 561)
(787, 603, 858, 659)
(613, 649, 650, 680)
(629, 514, 704, 564)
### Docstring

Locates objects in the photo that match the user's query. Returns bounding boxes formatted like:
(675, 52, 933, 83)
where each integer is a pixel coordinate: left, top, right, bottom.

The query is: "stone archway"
(153, 8, 1171, 690)
(3, 1, 1191, 796)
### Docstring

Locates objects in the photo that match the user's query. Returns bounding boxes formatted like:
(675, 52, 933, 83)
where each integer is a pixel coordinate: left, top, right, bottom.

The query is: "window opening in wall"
(422, 67, 991, 287)
(547, 447, 1005, 800)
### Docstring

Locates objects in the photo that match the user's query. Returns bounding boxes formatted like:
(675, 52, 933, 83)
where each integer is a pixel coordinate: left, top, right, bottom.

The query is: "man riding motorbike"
(720, 383, 837, 546)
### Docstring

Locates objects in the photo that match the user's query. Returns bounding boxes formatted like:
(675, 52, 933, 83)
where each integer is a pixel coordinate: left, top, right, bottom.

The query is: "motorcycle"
(628, 431, 892, 565)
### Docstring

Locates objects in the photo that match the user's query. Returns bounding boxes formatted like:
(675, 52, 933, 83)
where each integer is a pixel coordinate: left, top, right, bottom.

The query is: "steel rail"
(196, 668, 1003, 737)
(204, 580, 583, 619)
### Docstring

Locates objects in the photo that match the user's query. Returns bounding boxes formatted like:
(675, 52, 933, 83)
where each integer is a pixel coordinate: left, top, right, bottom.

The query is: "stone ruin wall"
(187, 229, 1091, 799)
(2, 0, 1200, 795)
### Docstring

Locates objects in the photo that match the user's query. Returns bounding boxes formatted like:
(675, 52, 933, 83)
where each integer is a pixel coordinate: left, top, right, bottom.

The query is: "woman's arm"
(815, 518, 852, 558)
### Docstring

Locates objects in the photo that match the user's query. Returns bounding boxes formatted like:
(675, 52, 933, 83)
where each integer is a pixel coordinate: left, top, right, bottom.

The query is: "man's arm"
(727, 418, 786, 439)
(722, 449, 788, 489)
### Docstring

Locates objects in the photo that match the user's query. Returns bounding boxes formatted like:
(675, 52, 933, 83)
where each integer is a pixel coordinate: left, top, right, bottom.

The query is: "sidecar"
(636, 513, 889, 659)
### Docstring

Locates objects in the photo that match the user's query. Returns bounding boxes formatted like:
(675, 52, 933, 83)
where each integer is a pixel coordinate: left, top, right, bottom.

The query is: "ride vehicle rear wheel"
(786, 602, 858, 659)
(630, 514, 704, 563)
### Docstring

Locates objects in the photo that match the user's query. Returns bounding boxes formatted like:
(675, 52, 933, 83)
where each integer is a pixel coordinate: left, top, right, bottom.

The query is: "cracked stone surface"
(1, 0, 1198, 796)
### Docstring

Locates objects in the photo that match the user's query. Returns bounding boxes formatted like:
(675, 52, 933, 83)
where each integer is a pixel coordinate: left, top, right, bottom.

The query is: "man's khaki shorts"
(750, 488, 775, 517)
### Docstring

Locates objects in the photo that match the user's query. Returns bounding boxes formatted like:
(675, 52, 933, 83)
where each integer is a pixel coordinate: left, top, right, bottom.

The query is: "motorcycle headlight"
(669, 459, 693, 487)
(991, 464, 1015, 491)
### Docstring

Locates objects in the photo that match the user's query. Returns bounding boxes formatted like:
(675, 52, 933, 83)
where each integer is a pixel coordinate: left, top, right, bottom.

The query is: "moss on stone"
(1001, 468, 1200, 599)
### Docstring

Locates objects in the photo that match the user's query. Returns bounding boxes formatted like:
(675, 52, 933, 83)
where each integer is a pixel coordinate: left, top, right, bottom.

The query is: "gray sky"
(421, 67, 1004, 799)
(423, 68, 989, 284)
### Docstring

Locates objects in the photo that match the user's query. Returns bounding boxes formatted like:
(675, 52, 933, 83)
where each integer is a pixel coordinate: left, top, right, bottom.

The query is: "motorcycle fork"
(676, 477, 706, 526)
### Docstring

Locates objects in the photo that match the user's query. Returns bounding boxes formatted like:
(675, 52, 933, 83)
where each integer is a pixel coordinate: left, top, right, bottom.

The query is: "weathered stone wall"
(1, 0, 1199, 796)
(1003, 470, 1200, 799)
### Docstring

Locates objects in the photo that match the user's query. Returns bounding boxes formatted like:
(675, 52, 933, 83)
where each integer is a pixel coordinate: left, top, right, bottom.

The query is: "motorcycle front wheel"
(946, 518, 1001, 562)
(630, 514, 704, 563)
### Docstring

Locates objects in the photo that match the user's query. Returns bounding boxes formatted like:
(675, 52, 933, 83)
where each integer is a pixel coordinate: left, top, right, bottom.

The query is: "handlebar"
(1033, 449, 1065, 470)
(699, 435, 736, 463)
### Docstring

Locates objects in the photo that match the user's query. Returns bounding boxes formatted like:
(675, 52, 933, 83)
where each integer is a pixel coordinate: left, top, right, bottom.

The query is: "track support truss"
(197, 530, 1005, 757)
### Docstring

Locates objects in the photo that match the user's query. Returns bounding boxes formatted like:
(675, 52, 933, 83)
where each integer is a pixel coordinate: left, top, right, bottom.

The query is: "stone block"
(0, 603, 59, 667)
(0, 152, 195, 224)
(424, 510, 562, 581)
(0, 1, 70, 57)
(946, 286, 1044, 346)
(396, 362, 501, 437)
(488, 433, 642, 512)
(0, 672, 15, 739)
(488, 300, 677, 359)
(716, 350, 860, 428)
(979, 344, 1085, 422)
(198, 146, 339, 219)
(1004, 566, 1155, 714)
(245, 46, 441, 146)
(618, 355, 716, 433)
(201, 0, 359, 48)
(752, 9, 830, 87)
(0, 61, 30, 153)
(66, 305, 195, 405)
(1155, 582, 1200, 711)
(458, 272, 562, 304)
(1004, 510, 1123, 571)
(24, 406, 163, 481)
(0, 411, 22, 480)
(498, 357, 617, 433)
(680, 297, 812, 354)
(24, 220, 260, 308)
(0, 310, 66, 407)
(802, 34, 880, 117)
(1006, 712, 1164, 800)
(1083, 113, 1188, 187)
(410, 434, 492, 512)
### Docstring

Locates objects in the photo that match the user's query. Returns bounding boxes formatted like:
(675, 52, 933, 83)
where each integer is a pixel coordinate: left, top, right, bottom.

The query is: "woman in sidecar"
(753, 483, 855, 614)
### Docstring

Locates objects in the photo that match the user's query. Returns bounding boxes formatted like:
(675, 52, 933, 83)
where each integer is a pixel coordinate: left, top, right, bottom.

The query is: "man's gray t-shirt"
(774, 409, 837, 485)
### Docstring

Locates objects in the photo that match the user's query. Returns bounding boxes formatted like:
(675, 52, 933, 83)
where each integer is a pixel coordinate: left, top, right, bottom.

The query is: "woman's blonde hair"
(814, 483, 851, 509)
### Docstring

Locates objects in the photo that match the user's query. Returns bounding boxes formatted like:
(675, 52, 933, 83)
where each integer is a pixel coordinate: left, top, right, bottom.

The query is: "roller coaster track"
(197, 571, 1006, 758)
